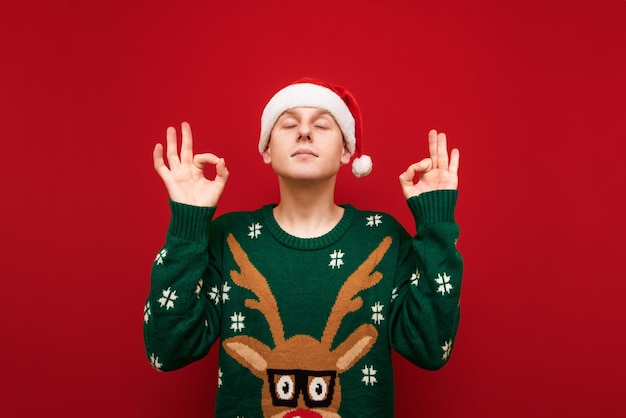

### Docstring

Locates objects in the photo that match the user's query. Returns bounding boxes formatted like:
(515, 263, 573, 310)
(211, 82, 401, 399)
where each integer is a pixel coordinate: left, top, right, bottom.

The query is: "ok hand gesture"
(153, 122, 229, 207)
(399, 129, 460, 199)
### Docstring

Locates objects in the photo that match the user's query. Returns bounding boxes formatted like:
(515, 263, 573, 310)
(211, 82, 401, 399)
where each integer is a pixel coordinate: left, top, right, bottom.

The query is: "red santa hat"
(259, 77, 373, 177)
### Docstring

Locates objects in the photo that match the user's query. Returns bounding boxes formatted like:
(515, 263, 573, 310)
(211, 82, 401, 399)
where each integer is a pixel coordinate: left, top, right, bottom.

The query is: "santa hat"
(259, 77, 373, 177)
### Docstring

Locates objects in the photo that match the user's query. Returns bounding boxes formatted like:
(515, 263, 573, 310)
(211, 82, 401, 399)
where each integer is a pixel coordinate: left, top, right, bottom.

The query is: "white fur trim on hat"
(259, 83, 356, 154)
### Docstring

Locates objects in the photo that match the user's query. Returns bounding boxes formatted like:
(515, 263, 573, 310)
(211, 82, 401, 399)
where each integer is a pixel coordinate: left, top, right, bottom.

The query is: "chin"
(273, 165, 341, 182)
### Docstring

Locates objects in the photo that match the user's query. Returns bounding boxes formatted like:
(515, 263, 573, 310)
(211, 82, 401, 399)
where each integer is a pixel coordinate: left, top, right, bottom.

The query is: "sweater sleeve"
(388, 190, 463, 370)
(143, 200, 222, 372)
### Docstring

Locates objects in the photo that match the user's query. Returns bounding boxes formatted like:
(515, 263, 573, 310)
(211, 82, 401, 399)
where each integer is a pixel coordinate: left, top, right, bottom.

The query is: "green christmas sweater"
(144, 190, 462, 418)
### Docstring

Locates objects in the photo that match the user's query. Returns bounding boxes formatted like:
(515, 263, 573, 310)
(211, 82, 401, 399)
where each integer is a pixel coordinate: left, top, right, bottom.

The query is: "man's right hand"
(153, 121, 229, 207)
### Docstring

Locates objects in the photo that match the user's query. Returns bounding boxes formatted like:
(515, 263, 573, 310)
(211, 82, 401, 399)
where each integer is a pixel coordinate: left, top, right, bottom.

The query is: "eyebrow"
(280, 108, 333, 118)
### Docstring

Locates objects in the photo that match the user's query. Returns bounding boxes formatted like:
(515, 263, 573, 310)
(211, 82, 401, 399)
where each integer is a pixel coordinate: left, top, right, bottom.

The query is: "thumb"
(214, 157, 229, 184)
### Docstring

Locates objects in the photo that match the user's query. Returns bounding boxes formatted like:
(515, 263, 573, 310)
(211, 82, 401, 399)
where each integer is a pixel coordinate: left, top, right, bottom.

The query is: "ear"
(262, 148, 272, 164)
(340, 146, 352, 166)
(223, 335, 272, 379)
(332, 324, 378, 372)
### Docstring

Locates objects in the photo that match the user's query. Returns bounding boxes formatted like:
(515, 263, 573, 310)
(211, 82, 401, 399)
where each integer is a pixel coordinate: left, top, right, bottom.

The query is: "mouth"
(291, 149, 318, 157)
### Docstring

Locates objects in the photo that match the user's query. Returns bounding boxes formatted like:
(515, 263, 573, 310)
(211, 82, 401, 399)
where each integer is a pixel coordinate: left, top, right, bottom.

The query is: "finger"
(411, 158, 433, 175)
(428, 129, 438, 168)
(399, 158, 432, 185)
(193, 152, 221, 171)
(153, 143, 169, 177)
(437, 132, 449, 169)
(180, 121, 193, 163)
(195, 154, 229, 185)
(449, 148, 460, 176)
(398, 165, 415, 185)
(165, 126, 180, 166)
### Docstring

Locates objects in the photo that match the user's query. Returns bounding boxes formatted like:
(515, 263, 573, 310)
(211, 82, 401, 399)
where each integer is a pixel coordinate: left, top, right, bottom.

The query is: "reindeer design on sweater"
(223, 233, 393, 418)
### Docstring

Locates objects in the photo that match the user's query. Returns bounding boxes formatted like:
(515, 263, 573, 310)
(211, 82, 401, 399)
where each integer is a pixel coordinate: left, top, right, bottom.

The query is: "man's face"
(263, 107, 351, 181)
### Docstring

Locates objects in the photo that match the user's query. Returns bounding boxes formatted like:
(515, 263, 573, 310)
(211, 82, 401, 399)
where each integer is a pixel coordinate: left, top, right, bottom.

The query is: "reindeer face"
(224, 234, 392, 418)
(225, 330, 377, 417)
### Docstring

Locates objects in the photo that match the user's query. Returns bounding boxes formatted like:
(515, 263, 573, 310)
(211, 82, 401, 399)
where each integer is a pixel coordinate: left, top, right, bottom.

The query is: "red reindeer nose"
(284, 410, 323, 418)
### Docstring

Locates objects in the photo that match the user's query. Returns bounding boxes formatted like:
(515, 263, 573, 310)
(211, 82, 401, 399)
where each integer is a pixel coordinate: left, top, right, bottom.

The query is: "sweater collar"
(261, 204, 355, 250)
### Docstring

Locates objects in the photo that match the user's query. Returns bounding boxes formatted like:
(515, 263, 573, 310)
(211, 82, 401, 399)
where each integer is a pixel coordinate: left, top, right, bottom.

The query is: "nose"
(297, 122, 312, 142)
(284, 410, 322, 418)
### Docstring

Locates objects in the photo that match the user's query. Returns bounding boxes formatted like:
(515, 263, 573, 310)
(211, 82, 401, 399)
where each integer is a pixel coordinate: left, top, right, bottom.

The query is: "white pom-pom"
(352, 154, 373, 177)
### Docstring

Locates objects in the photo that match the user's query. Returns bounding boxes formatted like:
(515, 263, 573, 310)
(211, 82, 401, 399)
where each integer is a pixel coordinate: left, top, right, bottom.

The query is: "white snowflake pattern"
(221, 282, 231, 304)
(441, 339, 453, 360)
(248, 222, 263, 239)
(329, 249, 345, 269)
(230, 312, 245, 332)
(143, 301, 151, 323)
(150, 353, 163, 370)
(208, 285, 220, 305)
(158, 287, 178, 310)
(371, 302, 385, 325)
(195, 278, 203, 298)
(366, 214, 383, 227)
(361, 365, 378, 386)
(390, 287, 398, 302)
(217, 368, 223, 388)
(435, 272, 453, 295)
(410, 268, 420, 286)
(207, 282, 231, 305)
(154, 248, 167, 265)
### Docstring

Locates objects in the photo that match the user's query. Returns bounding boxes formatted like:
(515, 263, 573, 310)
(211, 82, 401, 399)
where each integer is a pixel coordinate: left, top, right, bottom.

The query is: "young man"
(144, 77, 462, 417)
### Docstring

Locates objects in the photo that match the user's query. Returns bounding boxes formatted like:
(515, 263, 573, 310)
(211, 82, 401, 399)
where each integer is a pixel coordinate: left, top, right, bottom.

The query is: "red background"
(2, 0, 625, 416)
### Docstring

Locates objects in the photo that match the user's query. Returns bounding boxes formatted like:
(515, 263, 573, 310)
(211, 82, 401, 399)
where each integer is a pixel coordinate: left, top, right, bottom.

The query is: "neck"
(273, 177, 344, 238)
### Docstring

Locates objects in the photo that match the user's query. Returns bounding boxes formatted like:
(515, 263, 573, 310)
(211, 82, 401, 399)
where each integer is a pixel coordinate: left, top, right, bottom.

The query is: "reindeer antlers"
(227, 234, 286, 345)
(321, 237, 393, 350)
(227, 234, 393, 350)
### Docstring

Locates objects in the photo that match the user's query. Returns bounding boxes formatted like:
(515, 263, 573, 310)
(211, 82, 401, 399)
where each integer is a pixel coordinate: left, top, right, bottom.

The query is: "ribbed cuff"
(167, 200, 216, 242)
(407, 190, 458, 229)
